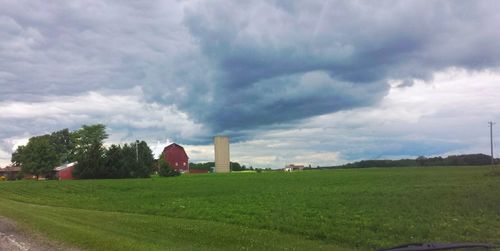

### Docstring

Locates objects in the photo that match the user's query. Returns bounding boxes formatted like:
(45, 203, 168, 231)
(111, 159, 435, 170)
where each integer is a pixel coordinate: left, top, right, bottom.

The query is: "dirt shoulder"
(0, 216, 80, 251)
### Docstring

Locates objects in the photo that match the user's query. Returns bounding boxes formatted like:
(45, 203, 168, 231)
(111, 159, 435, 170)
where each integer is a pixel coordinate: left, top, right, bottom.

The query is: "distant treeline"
(190, 162, 259, 171)
(322, 154, 498, 169)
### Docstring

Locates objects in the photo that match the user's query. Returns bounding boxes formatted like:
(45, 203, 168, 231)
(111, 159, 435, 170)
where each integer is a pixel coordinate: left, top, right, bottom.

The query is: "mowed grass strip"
(0, 198, 343, 251)
(0, 166, 499, 250)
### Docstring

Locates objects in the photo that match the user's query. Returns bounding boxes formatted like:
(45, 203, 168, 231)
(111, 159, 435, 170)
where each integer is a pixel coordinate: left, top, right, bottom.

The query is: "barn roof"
(164, 143, 185, 150)
(54, 162, 77, 171)
(163, 143, 189, 159)
(0, 165, 21, 172)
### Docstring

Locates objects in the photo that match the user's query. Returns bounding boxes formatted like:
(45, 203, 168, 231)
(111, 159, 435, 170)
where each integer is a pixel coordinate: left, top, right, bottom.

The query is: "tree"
(416, 156, 427, 166)
(104, 141, 155, 178)
(10, 124, 157, 180)
(121, 141, 154, 178)
(230, 162, 242, 171)
(190, 162, 214, 171)
(20, 135, 59, 179)
(11, 129, 76, 176)
(11, 145, 25, 166)
(73, 124, 108, 179)
(104, 144, 126, 178)
(49, 128, 76, 164)
(134, 141, 155, 178)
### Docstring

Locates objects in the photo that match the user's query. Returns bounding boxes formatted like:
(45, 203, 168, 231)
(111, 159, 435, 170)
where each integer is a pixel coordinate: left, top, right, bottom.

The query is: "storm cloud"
(2, 1, 500, 133)
(1, 0, 500, 166)
(180, 0, 500, 132)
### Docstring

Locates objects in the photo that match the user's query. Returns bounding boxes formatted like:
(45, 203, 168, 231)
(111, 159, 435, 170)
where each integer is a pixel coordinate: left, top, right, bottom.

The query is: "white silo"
(214, 136, 230, 173)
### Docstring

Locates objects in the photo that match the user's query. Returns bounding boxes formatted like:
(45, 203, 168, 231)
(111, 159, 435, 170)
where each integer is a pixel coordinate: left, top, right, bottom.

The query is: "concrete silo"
(214, 136, 230, 173)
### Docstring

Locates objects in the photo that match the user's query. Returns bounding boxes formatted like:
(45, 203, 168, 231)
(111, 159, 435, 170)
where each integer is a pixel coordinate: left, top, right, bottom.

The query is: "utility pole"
(489, 121, 495, 166)
(136, 140, 139, 162)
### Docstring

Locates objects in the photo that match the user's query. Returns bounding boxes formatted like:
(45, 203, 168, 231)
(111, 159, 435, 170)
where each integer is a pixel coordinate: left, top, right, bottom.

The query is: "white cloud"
(0, 88, 207, 166)
(0, 87, 204, 132)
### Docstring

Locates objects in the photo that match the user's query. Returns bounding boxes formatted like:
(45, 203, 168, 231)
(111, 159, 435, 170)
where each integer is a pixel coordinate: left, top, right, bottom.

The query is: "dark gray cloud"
(177, 0, 500, 135)
(1, 0, 500, 144)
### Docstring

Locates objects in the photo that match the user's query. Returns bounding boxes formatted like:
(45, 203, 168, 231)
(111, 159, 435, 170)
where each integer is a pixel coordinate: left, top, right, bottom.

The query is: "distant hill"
(322, 154, 499, 169)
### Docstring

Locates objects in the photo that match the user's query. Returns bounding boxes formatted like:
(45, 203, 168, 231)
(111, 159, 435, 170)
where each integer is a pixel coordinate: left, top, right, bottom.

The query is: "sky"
(1, 0, 500, 168)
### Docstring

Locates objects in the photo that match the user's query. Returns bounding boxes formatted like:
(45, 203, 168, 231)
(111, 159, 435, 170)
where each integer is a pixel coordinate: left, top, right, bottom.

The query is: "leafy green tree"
(11, 124, 156, 180)
(49, 128, 76, 164)
(416, 156, 427, 166)
(20, 135, 59, 179)
(73, 124, 108, 179)
(230, 162, 243, 171)
(189, 162, 214, 171)
(134, 141, 155, 178)
(11, 145, 25, 166)
(104, 144, 125, 178)
(104, 141, 154, 178)
(121, 143, 137, 177)
(11, 129, 76, 174)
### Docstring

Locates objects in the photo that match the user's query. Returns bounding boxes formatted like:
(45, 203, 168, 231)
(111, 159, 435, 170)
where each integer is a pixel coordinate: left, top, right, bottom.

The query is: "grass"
(0, 166, 499, 250)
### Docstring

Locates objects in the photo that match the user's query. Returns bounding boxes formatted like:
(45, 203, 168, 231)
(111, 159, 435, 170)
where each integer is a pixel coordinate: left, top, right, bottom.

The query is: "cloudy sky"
(1, 0, 500, 168)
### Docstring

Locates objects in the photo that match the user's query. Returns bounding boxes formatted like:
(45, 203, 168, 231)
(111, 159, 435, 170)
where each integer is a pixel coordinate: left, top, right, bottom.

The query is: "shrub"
(158, 160, 180, 177)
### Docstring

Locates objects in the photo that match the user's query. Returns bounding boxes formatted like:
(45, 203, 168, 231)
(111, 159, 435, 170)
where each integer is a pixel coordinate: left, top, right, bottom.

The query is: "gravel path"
(0, 216, 80, 251)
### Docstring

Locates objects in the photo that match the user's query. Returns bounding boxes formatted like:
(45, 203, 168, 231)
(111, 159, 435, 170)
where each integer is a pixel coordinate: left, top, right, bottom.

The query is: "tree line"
(322, 153, 499, 169)
(189, 162, 269, 172)
(11, 124, 156, 179)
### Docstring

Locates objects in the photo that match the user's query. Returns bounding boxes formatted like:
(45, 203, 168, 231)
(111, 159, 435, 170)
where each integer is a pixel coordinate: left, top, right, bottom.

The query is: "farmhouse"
(283, 164, 305, 172)
(0, 165, 22, 180)
(163, 143, 189, 173)
(53, 162, 77, 180)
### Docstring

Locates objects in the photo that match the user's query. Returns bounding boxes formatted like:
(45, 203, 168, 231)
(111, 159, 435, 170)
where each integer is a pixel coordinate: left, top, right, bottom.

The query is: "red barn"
(53, 162, 76, 180)
(163, 143, 189, 173)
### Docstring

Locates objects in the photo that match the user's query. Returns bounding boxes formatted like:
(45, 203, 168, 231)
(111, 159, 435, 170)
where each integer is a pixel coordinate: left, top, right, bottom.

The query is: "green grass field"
(0, 167, 499, 250)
